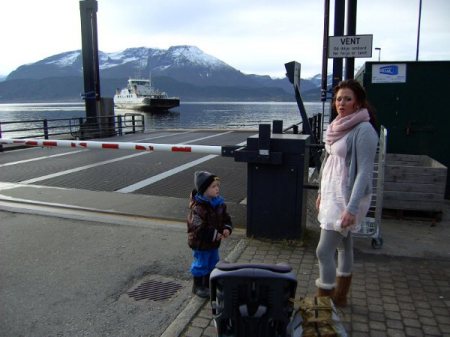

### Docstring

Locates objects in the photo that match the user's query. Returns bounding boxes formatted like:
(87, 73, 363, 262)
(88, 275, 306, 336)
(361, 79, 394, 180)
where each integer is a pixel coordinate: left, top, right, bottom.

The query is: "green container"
(356, 61, 450, 198)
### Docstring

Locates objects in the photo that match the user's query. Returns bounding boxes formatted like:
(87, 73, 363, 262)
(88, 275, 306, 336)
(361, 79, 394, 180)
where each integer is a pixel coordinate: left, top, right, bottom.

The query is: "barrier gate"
(1, 124, 310, 240)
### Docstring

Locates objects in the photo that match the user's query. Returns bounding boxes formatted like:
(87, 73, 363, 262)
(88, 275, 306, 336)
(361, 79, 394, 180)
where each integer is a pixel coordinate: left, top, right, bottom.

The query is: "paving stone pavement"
(180, 238, 450, 337)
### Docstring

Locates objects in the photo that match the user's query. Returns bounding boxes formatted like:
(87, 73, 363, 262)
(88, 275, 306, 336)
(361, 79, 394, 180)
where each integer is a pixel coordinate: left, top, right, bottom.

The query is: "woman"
(315, 79, 378, 307)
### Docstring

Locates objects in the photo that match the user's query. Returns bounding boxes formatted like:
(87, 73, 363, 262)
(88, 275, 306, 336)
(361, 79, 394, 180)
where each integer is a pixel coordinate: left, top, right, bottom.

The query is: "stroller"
(210, 261, 298, 337)
(209, 261, 347, 337)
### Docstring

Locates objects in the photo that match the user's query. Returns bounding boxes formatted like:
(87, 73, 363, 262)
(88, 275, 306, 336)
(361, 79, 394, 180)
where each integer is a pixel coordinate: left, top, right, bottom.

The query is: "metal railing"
(282, 112, 323, 141)
(281, 112, 324, 170)
(0, 113, 145, 151)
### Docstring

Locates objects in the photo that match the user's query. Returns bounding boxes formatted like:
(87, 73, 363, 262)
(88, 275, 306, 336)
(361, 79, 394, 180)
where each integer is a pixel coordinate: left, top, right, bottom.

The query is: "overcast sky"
(1, 0, 449, 78)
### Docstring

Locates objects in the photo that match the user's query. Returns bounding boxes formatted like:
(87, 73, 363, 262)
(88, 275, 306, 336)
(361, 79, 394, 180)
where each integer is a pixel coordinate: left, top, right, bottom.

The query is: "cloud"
(94, 0, 326, 77)
(0, 0, 449, 78)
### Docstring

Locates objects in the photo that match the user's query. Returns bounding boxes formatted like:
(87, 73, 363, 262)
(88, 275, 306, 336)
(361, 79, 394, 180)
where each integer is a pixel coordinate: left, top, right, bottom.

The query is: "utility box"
(235, 127, 310, 240)
(356, 61, 450, 199)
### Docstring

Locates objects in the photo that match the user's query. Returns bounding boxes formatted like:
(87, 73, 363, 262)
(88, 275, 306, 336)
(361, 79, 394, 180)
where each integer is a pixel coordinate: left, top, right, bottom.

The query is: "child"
(187, 171, 233, 298)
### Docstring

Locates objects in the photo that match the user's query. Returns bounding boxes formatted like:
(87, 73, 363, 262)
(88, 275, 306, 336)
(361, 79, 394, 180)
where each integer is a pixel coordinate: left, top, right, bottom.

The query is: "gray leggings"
(316, 229, 353, 287)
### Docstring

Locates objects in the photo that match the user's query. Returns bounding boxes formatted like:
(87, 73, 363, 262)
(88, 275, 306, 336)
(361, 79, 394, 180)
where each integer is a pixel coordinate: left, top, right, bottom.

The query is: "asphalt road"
(0, 130, 250, 337)
(0, 205, 242, 337)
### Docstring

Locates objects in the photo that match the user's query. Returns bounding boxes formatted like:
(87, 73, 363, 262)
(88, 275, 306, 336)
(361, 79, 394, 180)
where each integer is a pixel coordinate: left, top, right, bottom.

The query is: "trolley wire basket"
(354, 126, 387, 249)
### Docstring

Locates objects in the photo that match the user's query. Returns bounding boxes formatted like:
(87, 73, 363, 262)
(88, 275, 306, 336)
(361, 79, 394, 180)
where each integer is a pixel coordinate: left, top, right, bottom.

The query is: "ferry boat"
(113, 78, 180, 112)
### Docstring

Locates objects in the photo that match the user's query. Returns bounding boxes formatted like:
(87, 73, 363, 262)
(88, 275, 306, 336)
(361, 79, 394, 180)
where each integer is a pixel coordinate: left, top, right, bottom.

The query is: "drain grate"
(127, 279, 183, 302)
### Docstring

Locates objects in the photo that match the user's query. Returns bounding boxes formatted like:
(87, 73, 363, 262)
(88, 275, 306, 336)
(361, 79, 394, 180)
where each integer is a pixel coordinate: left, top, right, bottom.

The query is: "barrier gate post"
(234, 124, 310, 240)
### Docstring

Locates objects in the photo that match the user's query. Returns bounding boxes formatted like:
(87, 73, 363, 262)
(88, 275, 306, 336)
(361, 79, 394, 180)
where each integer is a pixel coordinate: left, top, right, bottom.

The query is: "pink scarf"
(325, 108, 370, 145)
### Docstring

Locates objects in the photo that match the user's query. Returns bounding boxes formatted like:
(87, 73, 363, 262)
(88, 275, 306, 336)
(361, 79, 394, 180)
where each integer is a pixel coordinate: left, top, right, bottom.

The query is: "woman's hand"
(340, 210, 356, 228)
(315, 195, 321, 210)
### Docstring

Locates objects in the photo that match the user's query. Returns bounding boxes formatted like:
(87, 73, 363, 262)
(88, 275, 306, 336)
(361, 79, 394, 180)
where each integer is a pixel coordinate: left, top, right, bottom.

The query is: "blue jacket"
(187, 190, 233, 250)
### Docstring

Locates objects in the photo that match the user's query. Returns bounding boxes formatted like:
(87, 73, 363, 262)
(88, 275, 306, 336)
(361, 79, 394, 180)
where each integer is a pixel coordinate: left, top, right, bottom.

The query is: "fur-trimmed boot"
(333, 274, 352, 307)
(192, 276, 209, 299)
(315, 279, 335, 298)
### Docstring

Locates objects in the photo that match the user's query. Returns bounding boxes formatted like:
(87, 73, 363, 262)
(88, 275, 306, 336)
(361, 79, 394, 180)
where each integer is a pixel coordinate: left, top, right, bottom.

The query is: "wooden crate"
(383, 154, 447, 212)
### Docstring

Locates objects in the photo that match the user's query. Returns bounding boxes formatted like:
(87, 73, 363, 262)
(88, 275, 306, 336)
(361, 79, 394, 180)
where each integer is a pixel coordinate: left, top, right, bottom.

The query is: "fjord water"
(0, 101, 330, 138)
(142, 102, 330, 130)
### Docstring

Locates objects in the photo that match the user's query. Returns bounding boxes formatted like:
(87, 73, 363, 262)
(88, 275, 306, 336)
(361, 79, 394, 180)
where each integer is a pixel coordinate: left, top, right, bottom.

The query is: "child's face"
(204, 180, 220, 199)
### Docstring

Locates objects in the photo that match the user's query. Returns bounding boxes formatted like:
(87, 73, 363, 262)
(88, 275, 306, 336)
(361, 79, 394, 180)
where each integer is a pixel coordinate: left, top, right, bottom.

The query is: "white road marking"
(132, 130, 193, 142)
(0, 150, 86, 168)
(20, 152, 149, 184)
(0, 131, 191, 168)
(117, 155, 218, 193)
(173, 131, 233, 144)
(118, 138, 247, 193)
(19, 131, 236, 185)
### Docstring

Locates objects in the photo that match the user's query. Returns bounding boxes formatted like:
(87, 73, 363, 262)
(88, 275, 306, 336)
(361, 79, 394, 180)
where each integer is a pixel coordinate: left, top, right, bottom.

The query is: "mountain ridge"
(1, 45, 325, 102)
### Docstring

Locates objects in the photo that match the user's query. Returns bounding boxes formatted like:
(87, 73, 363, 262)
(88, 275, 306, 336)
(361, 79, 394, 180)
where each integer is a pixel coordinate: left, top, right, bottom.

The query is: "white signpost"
(328, 34, 373, 58)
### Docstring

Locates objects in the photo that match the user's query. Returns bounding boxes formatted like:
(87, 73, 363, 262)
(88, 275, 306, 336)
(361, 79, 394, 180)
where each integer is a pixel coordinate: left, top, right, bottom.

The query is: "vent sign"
(328, 34, 373, 58)
(372, 64, 407, 83)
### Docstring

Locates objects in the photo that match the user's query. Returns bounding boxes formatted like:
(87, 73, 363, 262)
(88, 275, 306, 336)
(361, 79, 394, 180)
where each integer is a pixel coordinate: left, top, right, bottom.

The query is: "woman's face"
(335, 88, 359, 117)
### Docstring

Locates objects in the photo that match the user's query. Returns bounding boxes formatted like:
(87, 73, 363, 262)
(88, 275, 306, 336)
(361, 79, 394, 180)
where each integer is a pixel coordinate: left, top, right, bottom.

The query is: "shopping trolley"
(354, 126, 387, 249)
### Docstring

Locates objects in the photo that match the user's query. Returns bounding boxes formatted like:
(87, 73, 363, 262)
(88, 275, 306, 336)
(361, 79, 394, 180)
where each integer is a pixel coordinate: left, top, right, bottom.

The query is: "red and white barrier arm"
(0, 138, 223, 155)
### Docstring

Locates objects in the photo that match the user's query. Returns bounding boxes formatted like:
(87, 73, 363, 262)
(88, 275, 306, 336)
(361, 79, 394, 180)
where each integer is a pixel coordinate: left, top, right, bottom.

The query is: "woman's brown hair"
(332, 79, 379, 133)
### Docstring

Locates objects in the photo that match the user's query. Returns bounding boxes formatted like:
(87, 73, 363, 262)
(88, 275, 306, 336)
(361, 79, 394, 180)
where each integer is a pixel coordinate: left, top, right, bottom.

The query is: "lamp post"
(375, 47, 381, 61)
(416, 0, 422, 61)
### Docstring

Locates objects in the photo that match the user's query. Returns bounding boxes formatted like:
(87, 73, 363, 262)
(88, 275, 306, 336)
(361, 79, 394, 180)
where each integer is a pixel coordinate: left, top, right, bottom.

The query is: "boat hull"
(113, 78, 180, 112)
(114, 98, 180, 112)
(145, 98, 180, 111)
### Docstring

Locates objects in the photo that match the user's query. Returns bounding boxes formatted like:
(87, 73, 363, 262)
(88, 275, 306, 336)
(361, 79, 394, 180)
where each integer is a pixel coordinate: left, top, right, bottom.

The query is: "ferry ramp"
(0, 129, 254, 224)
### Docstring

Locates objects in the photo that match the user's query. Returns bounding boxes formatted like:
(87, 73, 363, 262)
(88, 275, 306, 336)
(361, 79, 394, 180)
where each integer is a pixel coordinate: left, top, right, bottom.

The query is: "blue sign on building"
(372, 64, 406, 83)
(379, 65, 399, 75)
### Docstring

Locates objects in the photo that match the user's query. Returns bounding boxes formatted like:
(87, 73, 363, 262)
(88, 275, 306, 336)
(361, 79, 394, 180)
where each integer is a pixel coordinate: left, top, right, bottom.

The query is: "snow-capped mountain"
(7, 46, 235, 83)
(308, 73, 334, 88)
(2, 45, 322, 102)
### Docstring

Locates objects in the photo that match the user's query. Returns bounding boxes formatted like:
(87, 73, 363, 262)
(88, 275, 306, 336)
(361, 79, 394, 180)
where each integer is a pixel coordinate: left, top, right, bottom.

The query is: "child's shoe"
(192, 276, 209, 298)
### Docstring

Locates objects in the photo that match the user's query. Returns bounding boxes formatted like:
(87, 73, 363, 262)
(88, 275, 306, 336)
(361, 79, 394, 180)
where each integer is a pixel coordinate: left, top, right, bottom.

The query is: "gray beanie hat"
(194, 171, 219, 194)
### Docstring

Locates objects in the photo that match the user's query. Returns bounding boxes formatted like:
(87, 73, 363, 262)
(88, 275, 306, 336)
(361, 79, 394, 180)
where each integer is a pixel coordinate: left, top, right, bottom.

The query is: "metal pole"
(330, 0, 345, 123)
(345, 0, 357, 80)
(375, 47, 381, 61)
(79, 0, 101, 120)
(320, 0, 331, 141)
(117, 115, 123, 136)
(321, 0, 330, 102)
(332, 0, 345, 88)
(43, 119, 49, 139)
(416, 0, 422, 61)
